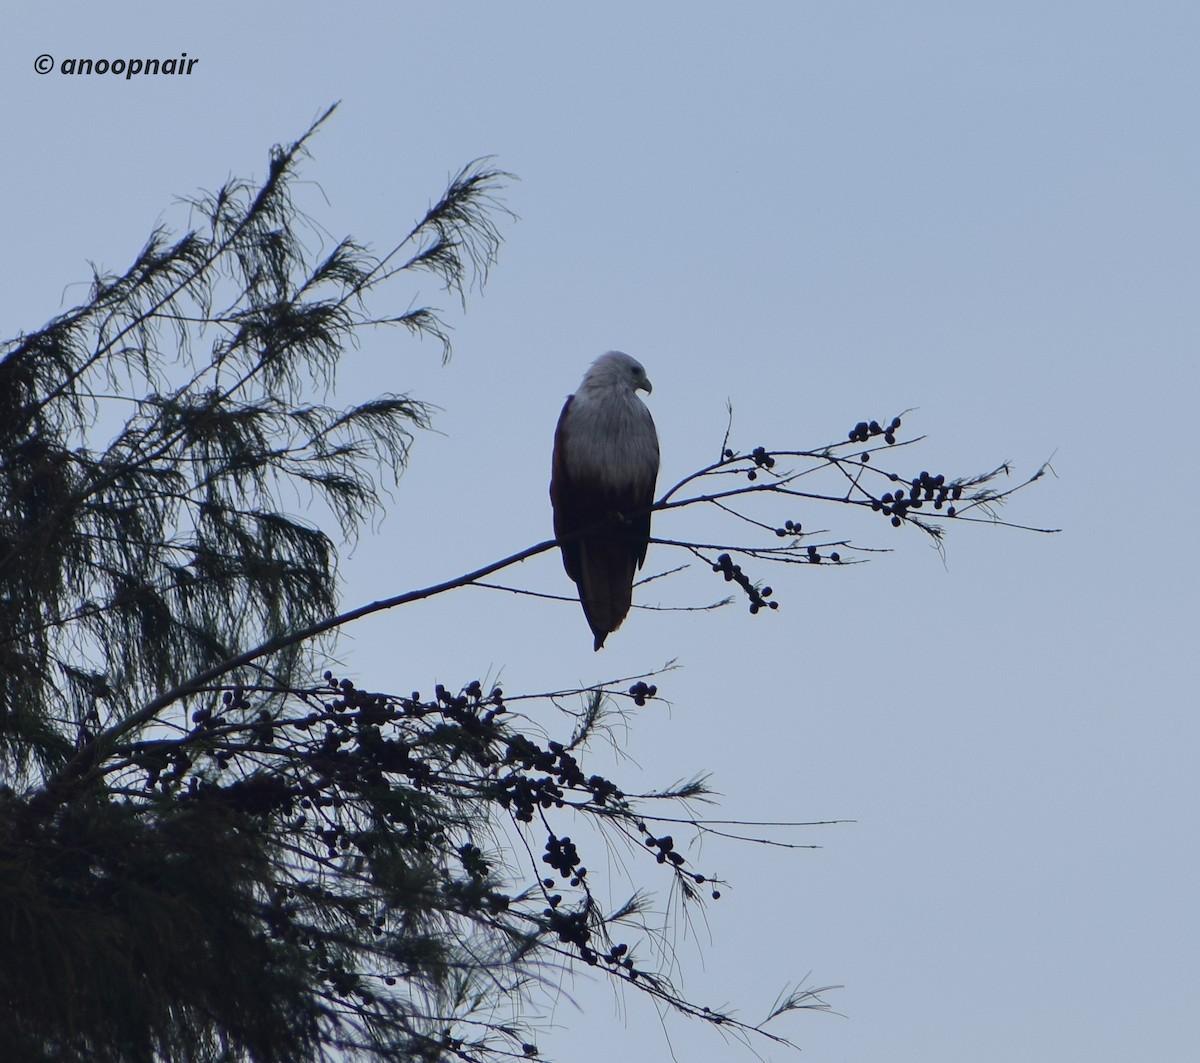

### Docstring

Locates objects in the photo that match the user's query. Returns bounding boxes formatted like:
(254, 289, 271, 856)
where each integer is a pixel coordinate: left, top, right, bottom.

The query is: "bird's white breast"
(565, 388, 658, 493)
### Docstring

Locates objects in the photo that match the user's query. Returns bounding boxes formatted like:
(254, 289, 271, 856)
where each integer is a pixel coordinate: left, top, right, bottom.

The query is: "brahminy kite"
(550, 351, 660, 650)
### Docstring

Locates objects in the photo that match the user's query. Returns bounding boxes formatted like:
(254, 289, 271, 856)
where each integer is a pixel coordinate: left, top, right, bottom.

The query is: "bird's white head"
(581, 350, 653, 396)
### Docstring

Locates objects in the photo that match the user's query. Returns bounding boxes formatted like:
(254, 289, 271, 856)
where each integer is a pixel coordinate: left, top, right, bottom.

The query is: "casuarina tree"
(0, 106, 1050, 1062)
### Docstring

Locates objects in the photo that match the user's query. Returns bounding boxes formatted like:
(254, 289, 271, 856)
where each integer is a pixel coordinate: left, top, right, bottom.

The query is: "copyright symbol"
(34, 54, 54, 75)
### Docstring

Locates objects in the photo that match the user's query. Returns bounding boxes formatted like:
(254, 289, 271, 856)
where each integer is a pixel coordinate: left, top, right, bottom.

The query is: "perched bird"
(550, 351, 660, 650)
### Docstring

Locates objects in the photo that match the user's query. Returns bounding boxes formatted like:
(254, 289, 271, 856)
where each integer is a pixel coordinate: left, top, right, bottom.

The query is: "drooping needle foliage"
(0, 105, 507, 781)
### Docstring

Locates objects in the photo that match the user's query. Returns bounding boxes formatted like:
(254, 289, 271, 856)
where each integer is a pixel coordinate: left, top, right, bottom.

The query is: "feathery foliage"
(0, 105, 505, 782)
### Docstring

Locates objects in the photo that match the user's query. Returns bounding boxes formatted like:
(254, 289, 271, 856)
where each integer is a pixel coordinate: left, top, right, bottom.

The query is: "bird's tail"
(578, 539, 637, 651)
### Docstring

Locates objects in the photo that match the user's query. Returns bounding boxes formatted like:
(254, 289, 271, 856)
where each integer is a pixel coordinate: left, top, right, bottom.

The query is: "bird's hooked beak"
(638, 376, 653, 395)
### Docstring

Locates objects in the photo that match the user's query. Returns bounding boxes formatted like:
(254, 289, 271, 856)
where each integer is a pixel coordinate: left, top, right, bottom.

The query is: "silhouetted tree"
(0, 107, 1049, 1063)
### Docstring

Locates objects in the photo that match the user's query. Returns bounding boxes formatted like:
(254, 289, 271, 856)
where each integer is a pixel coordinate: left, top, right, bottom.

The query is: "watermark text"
(35, 53, 199, 79)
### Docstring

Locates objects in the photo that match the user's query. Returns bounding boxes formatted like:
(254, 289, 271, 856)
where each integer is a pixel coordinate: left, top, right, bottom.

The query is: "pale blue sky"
(4, 3, 1198, 1060)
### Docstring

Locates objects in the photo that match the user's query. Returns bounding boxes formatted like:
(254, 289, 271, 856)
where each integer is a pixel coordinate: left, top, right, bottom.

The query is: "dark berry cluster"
(546, 904, 592, 952)
(541, 832, 582, 879)
(539, 839, 604, 961)
(871, 470, 963, 526)
(848, 415, 902, 445)
(497, 736, 625, 821)
(495, 769, 564, 822)
(635, 819, 718, 898)
(538, 828, 699, 976)
(191, 684, 252, 731)
(644, 832, 685, 868)
(457, 842, 489, 880)
(712, 552, 778, 614)
(135, 745, 196, 792)
(628, 680, 657, 706)
(721, 446, 776, 481)
(430, 680, 506, 722)
(746, 446, 775, 481)
(804, 544, 841, 564)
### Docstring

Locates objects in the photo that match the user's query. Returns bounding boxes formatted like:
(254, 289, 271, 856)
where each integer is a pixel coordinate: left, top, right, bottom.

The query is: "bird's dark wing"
(551, 395, 660, 650)
(550, 394, 585, 585)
